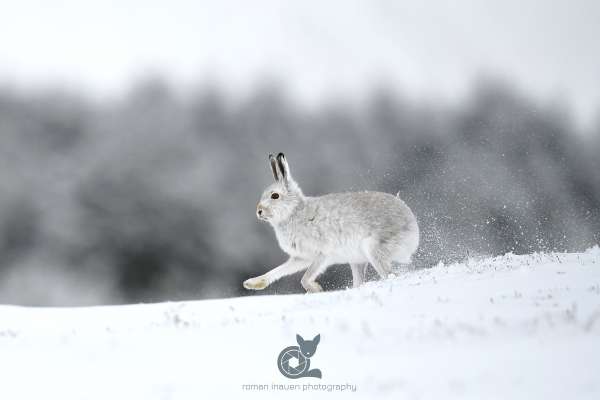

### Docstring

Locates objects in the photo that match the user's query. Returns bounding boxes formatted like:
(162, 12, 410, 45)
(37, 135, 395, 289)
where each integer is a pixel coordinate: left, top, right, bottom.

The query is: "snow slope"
(1, 248, 599, 399)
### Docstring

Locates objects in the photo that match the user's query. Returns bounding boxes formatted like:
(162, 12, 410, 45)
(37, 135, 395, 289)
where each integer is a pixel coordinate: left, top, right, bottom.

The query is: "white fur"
(244, 153, 419, 293)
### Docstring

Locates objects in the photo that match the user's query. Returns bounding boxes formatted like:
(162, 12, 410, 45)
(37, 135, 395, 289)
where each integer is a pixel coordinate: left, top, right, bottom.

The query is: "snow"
(1, 248, 599, 399)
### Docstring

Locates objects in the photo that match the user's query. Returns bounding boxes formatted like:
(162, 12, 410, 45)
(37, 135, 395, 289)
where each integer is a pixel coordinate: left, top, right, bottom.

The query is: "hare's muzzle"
(256, 204, 267, 220)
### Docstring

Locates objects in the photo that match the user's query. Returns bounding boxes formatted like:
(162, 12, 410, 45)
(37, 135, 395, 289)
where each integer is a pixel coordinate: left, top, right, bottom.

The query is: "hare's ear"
(276, 153, 290, 182)
(313, 334, 320, 345)
(269, 153, 280, 182)
(296, 334, 304, 345)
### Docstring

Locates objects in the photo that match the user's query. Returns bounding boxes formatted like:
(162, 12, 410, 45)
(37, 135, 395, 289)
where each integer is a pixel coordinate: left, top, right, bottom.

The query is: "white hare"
(243, 153, 419, 293)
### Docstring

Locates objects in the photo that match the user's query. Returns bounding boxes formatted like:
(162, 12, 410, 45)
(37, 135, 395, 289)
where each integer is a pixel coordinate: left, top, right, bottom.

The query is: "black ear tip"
(277, 152, 285, 159)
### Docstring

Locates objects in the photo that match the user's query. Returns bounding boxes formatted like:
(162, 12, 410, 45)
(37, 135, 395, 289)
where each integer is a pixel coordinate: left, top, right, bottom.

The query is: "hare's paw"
(243, 276, 269, 290)
(301, 280, 323, 293)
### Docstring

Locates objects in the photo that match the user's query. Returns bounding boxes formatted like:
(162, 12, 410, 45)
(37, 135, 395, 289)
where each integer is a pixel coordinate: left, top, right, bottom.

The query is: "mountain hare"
(243, 153, 419, 293)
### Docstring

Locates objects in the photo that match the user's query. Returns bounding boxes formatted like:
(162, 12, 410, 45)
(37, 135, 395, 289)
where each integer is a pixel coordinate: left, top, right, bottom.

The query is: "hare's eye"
(271, 193, 280, 200)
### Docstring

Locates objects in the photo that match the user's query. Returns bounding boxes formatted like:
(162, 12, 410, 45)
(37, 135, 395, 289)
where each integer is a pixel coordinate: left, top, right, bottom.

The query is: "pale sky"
(1, 0, 599, 126)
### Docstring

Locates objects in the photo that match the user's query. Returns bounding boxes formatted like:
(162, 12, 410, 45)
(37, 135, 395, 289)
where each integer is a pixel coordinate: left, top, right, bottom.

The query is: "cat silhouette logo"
(277, 334, 322, 379)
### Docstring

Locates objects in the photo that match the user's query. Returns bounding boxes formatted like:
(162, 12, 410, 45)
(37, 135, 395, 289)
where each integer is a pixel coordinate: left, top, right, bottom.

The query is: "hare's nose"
(256, 204, 264, 217)
(258, 209, 263, 216)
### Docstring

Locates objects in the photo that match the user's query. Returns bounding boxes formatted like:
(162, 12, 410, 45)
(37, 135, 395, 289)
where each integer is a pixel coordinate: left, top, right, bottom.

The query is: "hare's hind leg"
(350, 263, 367, 288)
(361, 239, 393, 280)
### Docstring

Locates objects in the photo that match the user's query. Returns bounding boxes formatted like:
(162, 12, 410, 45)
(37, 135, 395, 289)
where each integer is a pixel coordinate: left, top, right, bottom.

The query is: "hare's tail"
(306, 368, 322, 379)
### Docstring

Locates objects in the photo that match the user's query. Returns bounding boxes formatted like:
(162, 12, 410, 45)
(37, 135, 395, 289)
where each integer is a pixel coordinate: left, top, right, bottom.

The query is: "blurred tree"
(77, 172, 216, 302)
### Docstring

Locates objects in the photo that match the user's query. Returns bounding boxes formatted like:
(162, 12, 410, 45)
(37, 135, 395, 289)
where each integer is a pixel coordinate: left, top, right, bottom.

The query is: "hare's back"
(307, 191, 419, 264)
(316, 191, 416, 232)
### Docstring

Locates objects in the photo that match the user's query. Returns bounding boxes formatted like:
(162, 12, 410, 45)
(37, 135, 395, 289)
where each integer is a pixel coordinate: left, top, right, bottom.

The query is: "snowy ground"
(1, 248, 599, 399)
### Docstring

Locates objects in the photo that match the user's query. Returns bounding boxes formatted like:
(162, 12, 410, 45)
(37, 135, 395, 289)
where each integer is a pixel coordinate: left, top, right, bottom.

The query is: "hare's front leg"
(243, 257, 308, 290)
(300, 255, 329, 293)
